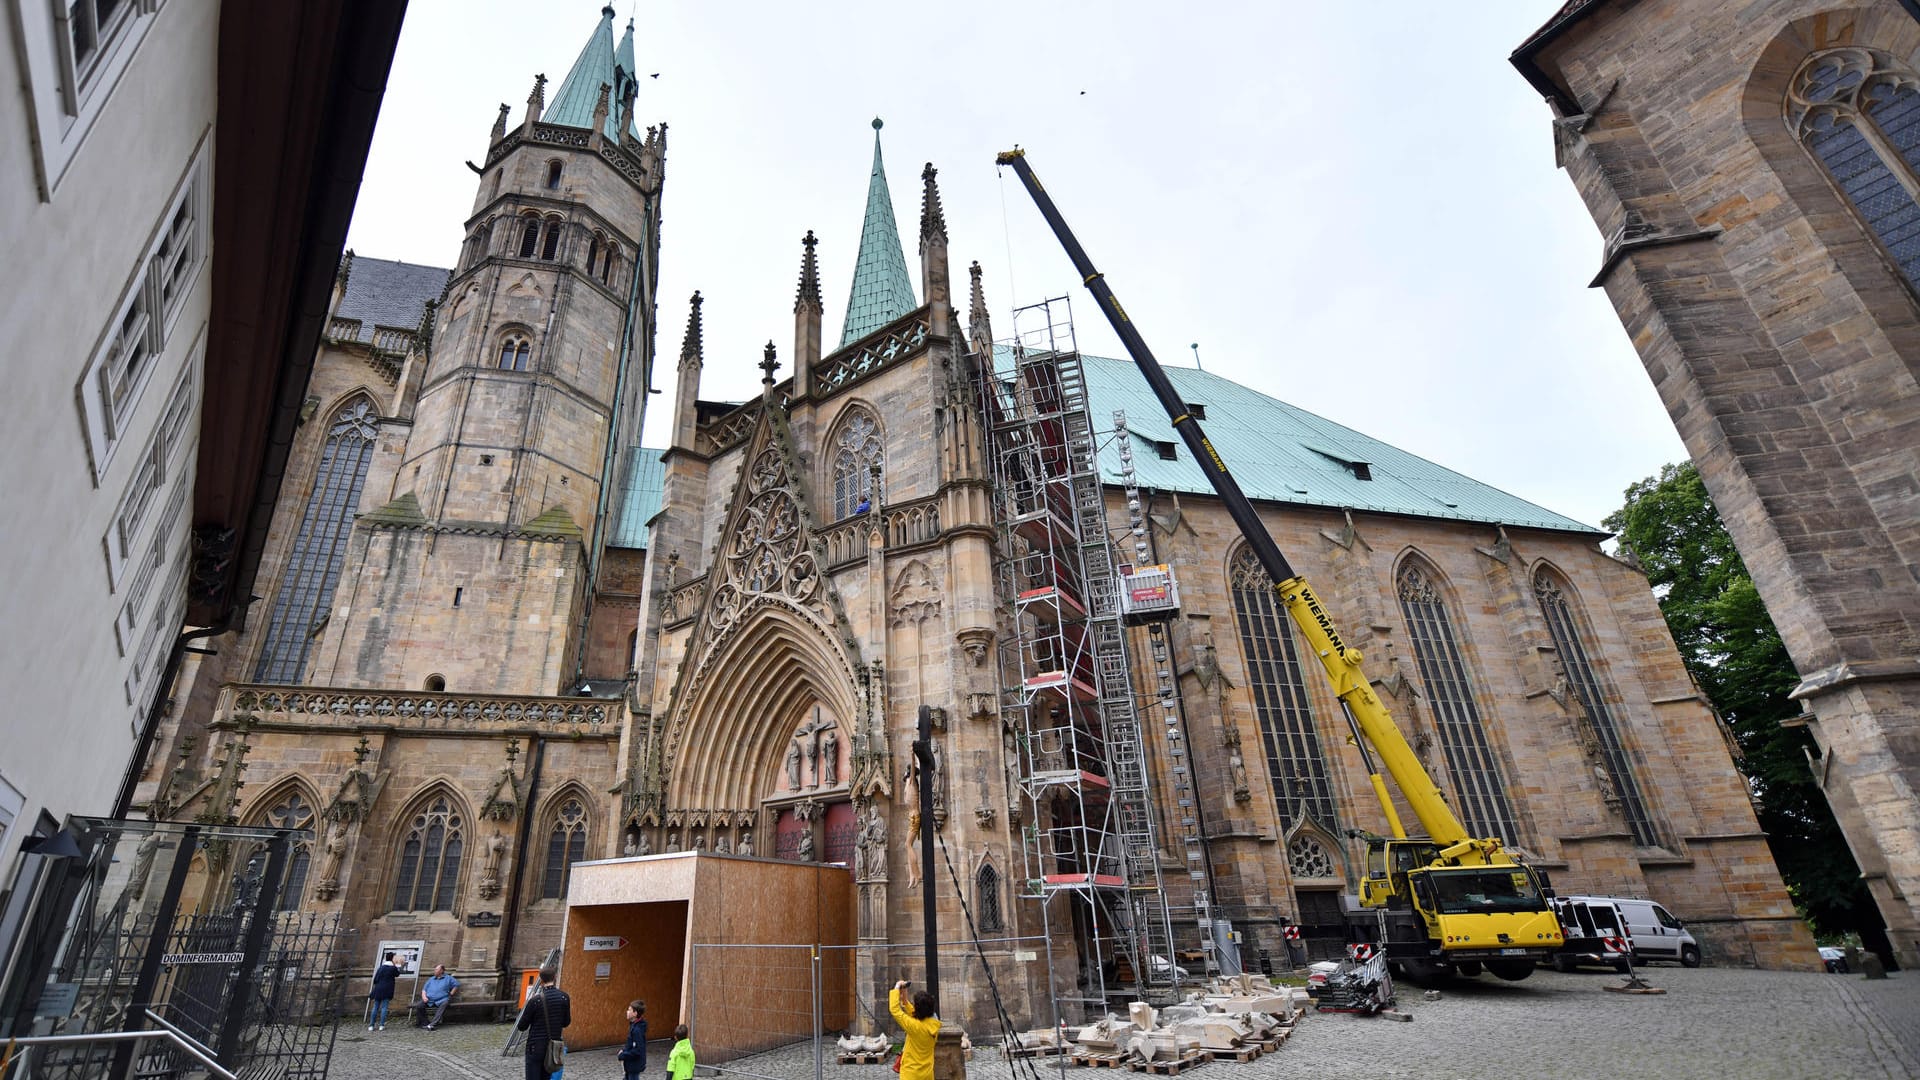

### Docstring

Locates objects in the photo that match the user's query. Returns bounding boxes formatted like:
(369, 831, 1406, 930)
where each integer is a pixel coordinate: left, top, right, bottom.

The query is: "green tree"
(1605, 463, 1878, 939)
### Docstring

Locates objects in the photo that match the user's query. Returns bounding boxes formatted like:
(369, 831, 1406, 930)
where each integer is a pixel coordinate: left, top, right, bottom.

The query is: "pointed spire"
(546, 5, 630, 141)
(839, 118, 917, 348)
(589, 82, 612, 150)
(794, 232, 822, 398)
(795, 231, 822, 315)
(760, 342, 780, 392)
(919, 163, 947, 249)
(680, 291, 704, 367)
(522, 73, 547, 133)
(490, 102, 510, 144)
(968, 260, 993, 355)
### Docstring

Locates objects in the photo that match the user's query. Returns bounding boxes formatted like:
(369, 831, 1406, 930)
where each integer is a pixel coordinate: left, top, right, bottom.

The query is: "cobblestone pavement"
(326, 968, 1919, 1080)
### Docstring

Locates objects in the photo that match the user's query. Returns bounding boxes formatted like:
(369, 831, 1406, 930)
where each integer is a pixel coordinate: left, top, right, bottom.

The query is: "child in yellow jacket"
(668, 1023, 695, 1080)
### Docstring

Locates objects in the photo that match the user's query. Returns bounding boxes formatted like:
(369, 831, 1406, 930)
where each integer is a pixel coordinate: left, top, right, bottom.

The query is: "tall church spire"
(839, 118, 916, 348)
(547, 5, 637, 142)
(794, 231, 822, 398)
(673, 292, 704, 450)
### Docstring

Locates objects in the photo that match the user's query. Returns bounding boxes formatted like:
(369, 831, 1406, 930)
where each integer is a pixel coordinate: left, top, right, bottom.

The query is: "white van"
(1564, 895, 1701, 967)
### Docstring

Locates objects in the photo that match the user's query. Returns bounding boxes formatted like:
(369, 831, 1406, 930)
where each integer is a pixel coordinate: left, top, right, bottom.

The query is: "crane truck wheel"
(1400, 959, 1453, 985)
(1485, 959, 1535, 982)
(1453, 961, 1483, 977)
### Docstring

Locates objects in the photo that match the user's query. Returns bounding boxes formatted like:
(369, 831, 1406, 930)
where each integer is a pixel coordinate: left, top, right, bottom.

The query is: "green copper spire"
(839, 118, 917, 347)
(546, 5, 638, 141)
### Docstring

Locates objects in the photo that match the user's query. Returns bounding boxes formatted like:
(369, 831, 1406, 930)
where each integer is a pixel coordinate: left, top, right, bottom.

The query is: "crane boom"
(995, 149, 1490, 855)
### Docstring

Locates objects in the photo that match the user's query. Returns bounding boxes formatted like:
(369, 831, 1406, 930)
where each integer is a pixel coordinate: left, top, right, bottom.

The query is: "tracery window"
(830, 410, 884, 519)
(541, 797, 588, 900)
(391, 795, 464, 912)
(254, 399, 379, 683)
(498, 331, 531, 371)
(1534, 573, 1660, 847)
(1288, 835, 1336, 880)
(1787, 49, 1920, 293)
(1396, 563, 1518, 844)
(1229, 549, 1337, 829)
(976, 863, 1003, 932)
(231, 790, 316, 912)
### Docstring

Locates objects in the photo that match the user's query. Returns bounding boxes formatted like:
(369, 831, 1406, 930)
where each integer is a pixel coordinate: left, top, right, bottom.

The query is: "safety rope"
(933, 827, 1057, 1080)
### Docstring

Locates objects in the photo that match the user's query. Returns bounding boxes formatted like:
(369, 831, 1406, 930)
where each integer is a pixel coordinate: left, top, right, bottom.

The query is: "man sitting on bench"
(415, 964, 459, 1029)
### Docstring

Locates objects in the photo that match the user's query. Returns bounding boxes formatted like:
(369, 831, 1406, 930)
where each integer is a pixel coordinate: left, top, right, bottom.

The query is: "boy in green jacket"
(668, 1024, 695, 1080)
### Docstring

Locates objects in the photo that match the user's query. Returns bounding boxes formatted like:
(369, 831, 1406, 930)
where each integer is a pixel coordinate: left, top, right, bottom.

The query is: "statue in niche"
(856, 806, 887, 880)
(693, 834, 708, 851)
(805, 729, 821, 788)
(714, 835, 731, 854)
(667, 831, 681, 852)
(638, 831, 652, 856)
(739, 831, 754, 857)
(315, 819, 351, 899)
(786, 739, 804, 790)
(623, 833, 638, 857)
(479, 831, 509, 899)
(821, 726, 839, 785)
(797, 826, 815, 862)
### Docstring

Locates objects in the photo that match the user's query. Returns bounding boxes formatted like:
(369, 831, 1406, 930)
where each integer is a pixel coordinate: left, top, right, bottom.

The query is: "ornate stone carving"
(889, 560, 942, 626)
(478, 831, 509, 900)
(957, 628, 992, 667)
(974, 805, 996, 830)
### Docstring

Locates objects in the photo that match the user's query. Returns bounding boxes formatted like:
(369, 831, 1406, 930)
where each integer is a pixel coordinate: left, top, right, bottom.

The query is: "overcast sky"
(345, 1, 1686, 533)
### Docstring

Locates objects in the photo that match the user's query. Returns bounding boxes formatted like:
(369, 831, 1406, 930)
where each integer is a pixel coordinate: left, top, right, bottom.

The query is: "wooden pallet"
(1006, 1045, 1068, 1060)
(1201, 1045, 1262, 1064)
(1125, 1052, 1205, 1075)
(1070, 1053, 1126, 1068)
(1253, 1030, 1288, 1052)
(836, 1052, 889, 1065)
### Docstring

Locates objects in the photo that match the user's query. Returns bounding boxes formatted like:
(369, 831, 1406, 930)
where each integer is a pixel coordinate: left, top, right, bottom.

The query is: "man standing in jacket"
(516, 965, 571, 1080)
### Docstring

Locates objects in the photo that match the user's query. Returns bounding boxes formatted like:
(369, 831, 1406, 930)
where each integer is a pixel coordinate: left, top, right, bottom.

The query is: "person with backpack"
(515, 965, 571, 1080)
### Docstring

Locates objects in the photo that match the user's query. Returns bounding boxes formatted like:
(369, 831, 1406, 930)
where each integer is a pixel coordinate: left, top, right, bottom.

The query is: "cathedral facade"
(141, 5, 1817, 1035)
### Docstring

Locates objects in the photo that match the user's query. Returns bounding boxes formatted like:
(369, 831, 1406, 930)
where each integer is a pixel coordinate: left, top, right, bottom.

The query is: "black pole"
(912, 705, 939, 1011)
(994, 149, 1299, 591)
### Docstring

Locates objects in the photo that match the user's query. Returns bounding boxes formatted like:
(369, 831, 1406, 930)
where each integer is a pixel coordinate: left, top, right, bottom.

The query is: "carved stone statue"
(479, 831, 509, 899)
(738, 831, 754, 857)
(623, 833, 639, 858)
(821, 726, 840, 785)
(638, 831, 652, 856)
(797, 826, 815, 862)
(315, 819, 350, 900)
(786, 739, 803, 789)
(714, 836, 731, 854)
(805, 730, 821, 788)
(667, 831, 681, 852)
(693, 834, 708, 851)
(856, 806, 887, 881)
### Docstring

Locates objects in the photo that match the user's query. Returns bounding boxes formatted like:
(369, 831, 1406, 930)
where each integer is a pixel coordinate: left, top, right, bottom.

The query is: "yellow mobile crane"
(996, 149, 1562, 982)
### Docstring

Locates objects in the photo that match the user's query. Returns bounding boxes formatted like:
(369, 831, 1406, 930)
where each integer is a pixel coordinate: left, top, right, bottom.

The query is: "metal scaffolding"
(983, 297, 1175, 1013)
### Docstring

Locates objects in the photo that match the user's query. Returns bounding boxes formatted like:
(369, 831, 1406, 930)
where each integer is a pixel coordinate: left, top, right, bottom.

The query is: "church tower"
(311, 6, 665, 695)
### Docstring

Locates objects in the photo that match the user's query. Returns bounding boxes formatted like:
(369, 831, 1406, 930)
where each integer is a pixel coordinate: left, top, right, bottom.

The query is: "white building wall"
(0, 0, 217, 858)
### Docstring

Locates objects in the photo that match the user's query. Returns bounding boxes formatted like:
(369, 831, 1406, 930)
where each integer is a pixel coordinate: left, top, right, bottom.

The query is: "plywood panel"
(556, 900, 688, 1049)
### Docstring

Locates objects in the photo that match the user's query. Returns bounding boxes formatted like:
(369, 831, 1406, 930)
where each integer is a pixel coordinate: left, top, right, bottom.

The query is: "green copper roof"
(839, 120, 916, 347)
(546, 6, 638, 141)
(1067, 353, 1600, 534)
(610, 446, 666, 549)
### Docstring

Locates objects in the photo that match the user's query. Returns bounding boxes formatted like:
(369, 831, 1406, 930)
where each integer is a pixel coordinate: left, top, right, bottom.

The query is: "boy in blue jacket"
(618, 999, 648, 1079)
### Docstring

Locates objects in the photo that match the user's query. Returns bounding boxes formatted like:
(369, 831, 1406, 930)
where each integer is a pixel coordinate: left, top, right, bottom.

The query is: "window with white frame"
(102, 354, 197, 590)
(14, 0, 166, 197)
(75, 143, 209, 482)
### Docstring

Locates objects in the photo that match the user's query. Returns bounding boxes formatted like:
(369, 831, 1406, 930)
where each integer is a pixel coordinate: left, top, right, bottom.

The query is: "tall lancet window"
(1396, 562, 1517, 844)
(1788, 49, 1920, 293)
(391, 794, 464, 912)
(1229, 549, 1337, 829)
(831, 409, 884, 520)
(1534, 572, 1661, 847)
(541, 797, 588, 899)
(254, 398, 379, 683)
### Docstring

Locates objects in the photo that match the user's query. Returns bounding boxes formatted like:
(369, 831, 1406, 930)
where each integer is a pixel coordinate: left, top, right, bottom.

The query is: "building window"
(391, 795, 464, 912)
(1229, 549, 1337, 829)
(586, 236, 601, 277)
(76, 144, 210, 480)
(546, 160, 563, 189)
(1396, 563, 1518, 844)
(541, 798, 588, 899)
(975, 863, 1003, 932)
(519, 216, 540, 258)
(264, 791, 315, 910)
(16, 0, 162, 197)
(1787, 49, 1920, 294)
(498, 333, 531, 371)
(830, 410, 884, 519)
(600, 246, 616, 285)
(253, 398, 380, 684)
(1287, 835, 1336, 880)
(1534, 572, 1660, 847)
(541, 218, 562, 261)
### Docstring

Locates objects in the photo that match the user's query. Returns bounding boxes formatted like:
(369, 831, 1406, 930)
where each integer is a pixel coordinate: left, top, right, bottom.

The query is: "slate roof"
(609, 446, 666, 549)
(839, 120, 916, 347)
(546, 6, 640, 142)
(333, 256, 449, 345)
(1073, 353, 1601, 534)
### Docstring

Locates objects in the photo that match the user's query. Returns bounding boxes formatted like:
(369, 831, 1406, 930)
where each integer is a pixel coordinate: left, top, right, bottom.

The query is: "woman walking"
(888, 980, 940, 1080)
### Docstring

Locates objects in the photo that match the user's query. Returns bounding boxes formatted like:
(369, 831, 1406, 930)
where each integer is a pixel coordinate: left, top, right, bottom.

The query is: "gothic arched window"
(541, 217, 562, 261)
(254, 398, 379, 683)
(545, 160, 563, 190)
(1229, 549, 1337, 829)
(1396, 563, 1518, 844)
(1287, 834, 1337, 880)
(976, 863, 1003, 932)
(586, 236, 602, 279)
(830, 410, 884, 520)
(599, 246, 616, 285)
(265, 791, 316, 909)
(518, 215, 540, 259)
(1534, 572, 1660, 847)
(391, 795, 464, 912)
(498, 331, 531, 371)
(541, 797, 588, 900)
(1787, 49, 1920, 293)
